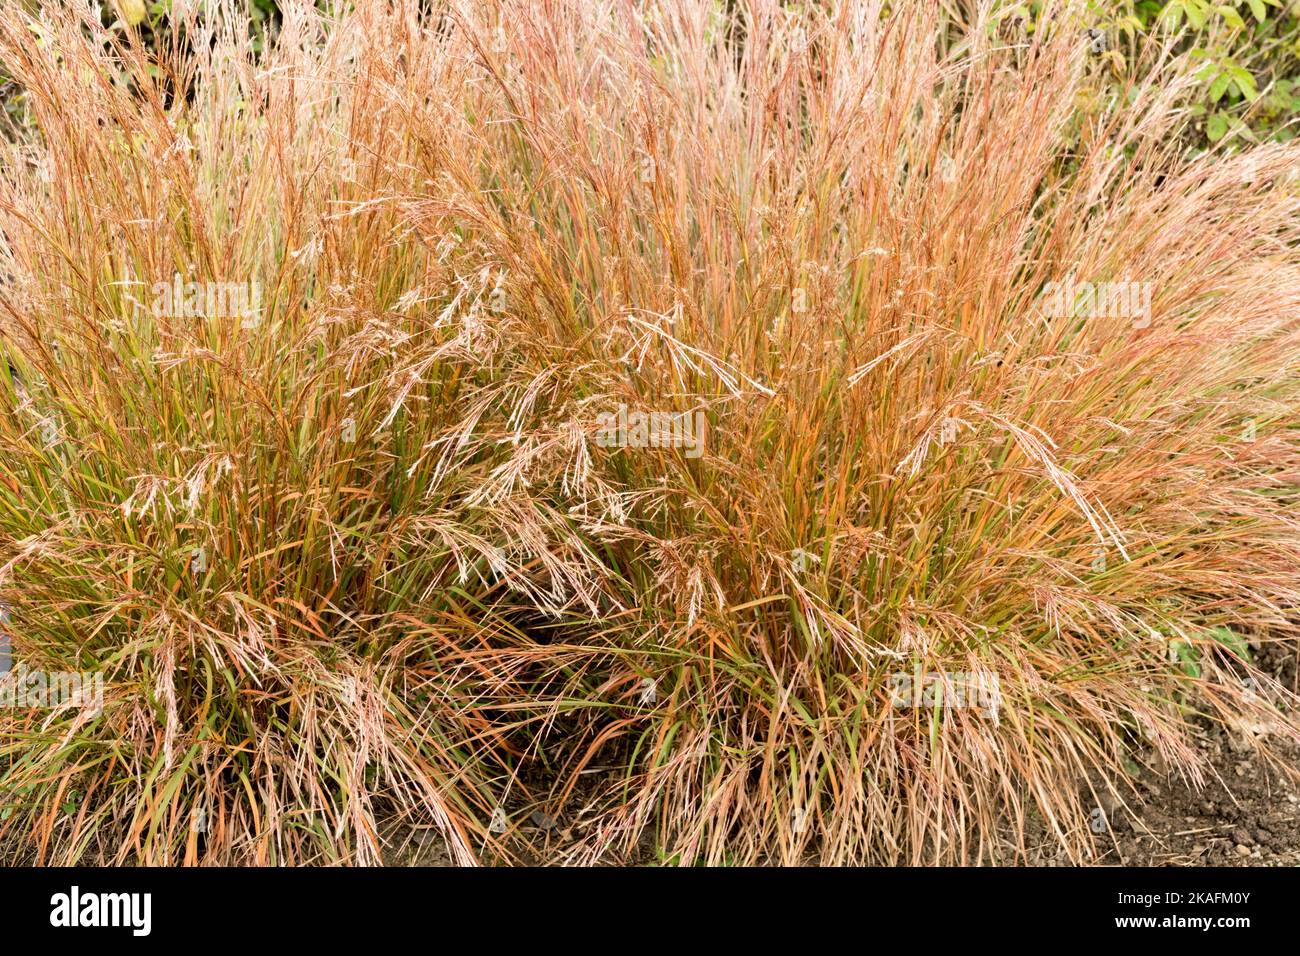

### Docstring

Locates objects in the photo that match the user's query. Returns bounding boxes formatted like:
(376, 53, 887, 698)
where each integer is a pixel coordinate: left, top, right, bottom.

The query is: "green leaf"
(1231, 67, 1259, 101)
(1169, 639, 1201, 679)
(1209, 72, 1231, 103)
(1192, 59, 1217, 82)
(1207, 626, 1251, 661)
(1246, 0, 1266, 21)
(1207, 112, 1229, 140)
(1217, 5, 1246, 29)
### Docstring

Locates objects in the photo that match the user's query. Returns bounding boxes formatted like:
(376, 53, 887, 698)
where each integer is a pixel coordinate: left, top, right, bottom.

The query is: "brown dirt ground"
(1009, 640, 1300, 867)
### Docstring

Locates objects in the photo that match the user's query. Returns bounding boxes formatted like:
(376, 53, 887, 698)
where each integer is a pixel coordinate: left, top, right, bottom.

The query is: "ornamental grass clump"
(0, 0, 1298, 865)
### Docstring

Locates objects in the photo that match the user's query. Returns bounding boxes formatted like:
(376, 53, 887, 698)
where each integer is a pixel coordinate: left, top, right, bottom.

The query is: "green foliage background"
(1017, 0, 1300, 148)
(5, 2, 1300, 154)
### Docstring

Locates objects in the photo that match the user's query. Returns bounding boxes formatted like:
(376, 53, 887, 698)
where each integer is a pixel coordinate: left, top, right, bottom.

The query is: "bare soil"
(1012, 640, 1300, 867)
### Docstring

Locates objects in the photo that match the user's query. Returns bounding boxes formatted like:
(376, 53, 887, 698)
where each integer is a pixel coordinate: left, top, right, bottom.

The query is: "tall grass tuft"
(1, 0, 1299, 865)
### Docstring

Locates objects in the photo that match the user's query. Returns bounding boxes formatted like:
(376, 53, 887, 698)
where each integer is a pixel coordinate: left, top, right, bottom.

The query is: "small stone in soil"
(1228, 734, 1253, 755)
(529, 809, 557, 830)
